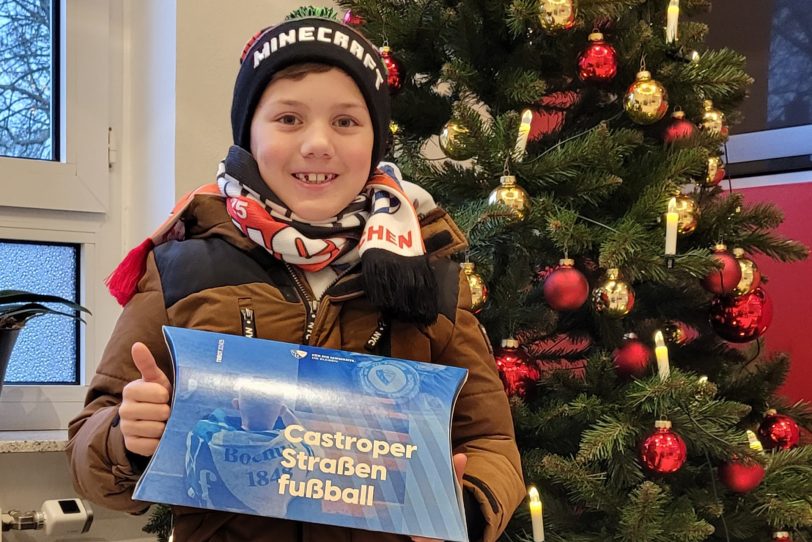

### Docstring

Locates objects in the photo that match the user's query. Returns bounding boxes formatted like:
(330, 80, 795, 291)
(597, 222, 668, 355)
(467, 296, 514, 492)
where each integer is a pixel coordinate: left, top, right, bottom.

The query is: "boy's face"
(250, 67, 374, 222)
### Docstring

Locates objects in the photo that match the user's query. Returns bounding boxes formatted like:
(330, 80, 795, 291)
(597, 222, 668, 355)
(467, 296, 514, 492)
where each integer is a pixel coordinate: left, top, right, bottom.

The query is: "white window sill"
(0, 430, 68, 453)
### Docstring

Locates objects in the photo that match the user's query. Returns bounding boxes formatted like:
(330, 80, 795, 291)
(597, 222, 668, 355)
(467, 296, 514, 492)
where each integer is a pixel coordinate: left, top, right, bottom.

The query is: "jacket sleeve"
(435, 273, 526, 542)
(66, 253, 172, 513)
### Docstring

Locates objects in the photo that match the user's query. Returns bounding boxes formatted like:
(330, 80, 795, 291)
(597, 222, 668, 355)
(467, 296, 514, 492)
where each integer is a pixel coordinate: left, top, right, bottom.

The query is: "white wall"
(1, 1, 339, 541)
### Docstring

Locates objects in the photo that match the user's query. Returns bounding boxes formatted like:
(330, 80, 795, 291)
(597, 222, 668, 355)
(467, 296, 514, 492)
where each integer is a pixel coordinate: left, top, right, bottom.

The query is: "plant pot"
(0, 327, 22, 397)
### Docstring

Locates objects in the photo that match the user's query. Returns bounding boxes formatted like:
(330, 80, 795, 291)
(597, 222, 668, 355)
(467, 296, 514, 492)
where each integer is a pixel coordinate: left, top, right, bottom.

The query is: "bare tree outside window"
(0, 0, 54, 160)
(768, 0, 812, 130)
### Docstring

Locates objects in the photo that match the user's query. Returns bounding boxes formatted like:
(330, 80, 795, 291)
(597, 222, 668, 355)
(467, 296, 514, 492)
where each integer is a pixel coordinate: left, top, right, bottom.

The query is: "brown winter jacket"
(66, 193, 525, 542)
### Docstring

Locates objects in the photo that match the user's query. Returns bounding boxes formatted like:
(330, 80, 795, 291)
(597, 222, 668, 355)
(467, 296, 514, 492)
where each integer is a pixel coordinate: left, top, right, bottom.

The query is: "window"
(0, 0, 58, 161)
(0, 0, 116, 431)
(0, 240, 80, 384)
(0, 0, 110, 213)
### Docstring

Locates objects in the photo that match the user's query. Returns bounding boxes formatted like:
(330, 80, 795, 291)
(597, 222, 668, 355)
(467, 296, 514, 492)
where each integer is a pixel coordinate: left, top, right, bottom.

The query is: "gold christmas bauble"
(732, 247, 762, 295)
(674, 193, 699, 235)
(439, 120, 473, 161)
(700, 99, 728, 137)
(624, 70, 669, 124)
(488, 175, 530, 220)
(539, 0, 576, 31)
(706, 155, 725, 186)
(663, 320, 685, 344)
(592, 268, 635, 318)
(461, 262, 488, 313)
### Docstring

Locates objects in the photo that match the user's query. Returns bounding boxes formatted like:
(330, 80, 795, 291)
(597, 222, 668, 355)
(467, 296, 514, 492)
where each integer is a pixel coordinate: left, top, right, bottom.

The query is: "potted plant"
(0, 289, 90, 395)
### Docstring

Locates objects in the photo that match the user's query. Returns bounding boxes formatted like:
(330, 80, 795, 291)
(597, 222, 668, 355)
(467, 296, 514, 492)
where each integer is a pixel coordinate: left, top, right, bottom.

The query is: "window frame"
(0, 0, 117, 431)
(0, 217, 102, 431)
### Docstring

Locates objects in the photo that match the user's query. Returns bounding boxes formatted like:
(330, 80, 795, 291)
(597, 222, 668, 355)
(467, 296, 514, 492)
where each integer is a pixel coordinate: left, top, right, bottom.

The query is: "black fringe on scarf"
(361, 249, 439, 326)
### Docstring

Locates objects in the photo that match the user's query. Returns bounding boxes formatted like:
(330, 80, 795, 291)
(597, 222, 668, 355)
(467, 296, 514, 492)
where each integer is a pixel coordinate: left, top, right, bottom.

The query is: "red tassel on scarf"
(105, 238, 155, 306)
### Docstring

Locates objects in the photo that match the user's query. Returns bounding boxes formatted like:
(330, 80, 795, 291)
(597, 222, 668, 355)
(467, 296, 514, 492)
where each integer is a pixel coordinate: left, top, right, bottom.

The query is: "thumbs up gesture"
(120, 342, 173, 457)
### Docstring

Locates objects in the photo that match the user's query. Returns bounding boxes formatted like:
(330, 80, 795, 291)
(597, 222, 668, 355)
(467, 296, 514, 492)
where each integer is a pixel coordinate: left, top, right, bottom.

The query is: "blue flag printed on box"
(133, 326, 469, 542)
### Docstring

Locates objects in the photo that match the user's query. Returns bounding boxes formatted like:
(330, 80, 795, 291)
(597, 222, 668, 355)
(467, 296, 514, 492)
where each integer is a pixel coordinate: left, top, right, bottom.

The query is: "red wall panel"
(738, 177, 812, 403)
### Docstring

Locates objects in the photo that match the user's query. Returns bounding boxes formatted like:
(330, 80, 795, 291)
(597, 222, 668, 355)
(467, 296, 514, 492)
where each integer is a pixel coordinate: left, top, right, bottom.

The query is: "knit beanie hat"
(231, 14, 391, 173)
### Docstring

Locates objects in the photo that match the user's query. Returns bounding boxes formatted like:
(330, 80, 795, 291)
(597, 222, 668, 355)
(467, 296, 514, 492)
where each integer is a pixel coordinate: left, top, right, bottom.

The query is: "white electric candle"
(666, 0, 680, 44)
(665, 197, 678, 256)
(515, 109, 534, 158)
(746, 430, 764, 453)
(528, 486, 545, 542)
(654, 330, 670, 381)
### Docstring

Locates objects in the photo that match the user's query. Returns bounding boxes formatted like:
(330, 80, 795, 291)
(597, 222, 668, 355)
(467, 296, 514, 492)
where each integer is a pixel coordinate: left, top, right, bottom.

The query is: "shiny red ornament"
(773, 532, 793, 542)
(577, 32, 618, 83)
(612, 333, 652, 378)
(701, 244, 742, 295)
(494, 338, 539, 398)
(758, 410, 801, 450)
(640, 420, 687, 474)
(663, 110, 697, 145)
(379, 46, 403, 95)
(543, 258, 589, 311)
(342, 9, 364, 27)
(710, 287, 773, 343)
(718, 458, 765, 493)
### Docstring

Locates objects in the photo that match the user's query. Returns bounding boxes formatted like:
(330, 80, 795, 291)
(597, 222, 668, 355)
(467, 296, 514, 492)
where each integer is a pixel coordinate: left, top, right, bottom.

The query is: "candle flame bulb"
(515, 108, 534, 158)
(747, 430, 764, 453)
(666, 0, 680, 44)
(664, 196, 678, 256)
(654, 330, 670, 381)
(528, 486, 545, 542)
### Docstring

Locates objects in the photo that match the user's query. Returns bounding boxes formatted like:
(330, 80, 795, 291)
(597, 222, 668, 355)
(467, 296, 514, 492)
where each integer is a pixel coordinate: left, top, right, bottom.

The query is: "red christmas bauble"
(773, 532, 793, 542)
(663, 111, 697, 145)
(640, 420, 687, 474)
(543, 258, 590, 311)
(380, 46, 403, 94)
(758, 410, 801, 450)
(701, 244, 742, 295)
(612, 333, 652, 378)
(529, 90, 583, 140)
(494, 339, 539, 398)
(718, 458, 765, 493)
(577, 32, 618, 83)
(710, 287, 773, 343)
(342, 9, 364, 26)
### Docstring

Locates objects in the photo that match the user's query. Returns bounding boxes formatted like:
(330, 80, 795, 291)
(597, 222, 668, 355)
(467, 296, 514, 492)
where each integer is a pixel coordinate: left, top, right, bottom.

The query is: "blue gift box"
(133, 326, 468, 541)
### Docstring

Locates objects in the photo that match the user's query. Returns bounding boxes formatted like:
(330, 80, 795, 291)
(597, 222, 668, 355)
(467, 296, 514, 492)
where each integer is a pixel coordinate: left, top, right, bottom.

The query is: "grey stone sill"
(0, 430, 68, 453)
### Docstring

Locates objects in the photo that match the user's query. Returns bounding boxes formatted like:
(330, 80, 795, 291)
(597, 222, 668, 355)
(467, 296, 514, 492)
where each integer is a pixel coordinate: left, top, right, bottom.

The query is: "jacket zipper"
(284, 262, 360, 345)
(284, 263, 318, 344)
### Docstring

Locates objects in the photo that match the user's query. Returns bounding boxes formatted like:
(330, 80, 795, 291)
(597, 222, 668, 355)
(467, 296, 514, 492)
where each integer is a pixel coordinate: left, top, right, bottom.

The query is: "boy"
(67, 13, 525, 542)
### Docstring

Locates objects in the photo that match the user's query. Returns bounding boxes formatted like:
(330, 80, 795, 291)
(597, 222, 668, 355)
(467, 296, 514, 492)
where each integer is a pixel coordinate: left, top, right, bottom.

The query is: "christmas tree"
(337, 1, 812, 541)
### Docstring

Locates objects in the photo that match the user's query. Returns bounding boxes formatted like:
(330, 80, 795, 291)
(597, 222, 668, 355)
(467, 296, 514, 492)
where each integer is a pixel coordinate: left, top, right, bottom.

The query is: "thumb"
(452, 453, 467, 485)
(131, 342, 171, 390)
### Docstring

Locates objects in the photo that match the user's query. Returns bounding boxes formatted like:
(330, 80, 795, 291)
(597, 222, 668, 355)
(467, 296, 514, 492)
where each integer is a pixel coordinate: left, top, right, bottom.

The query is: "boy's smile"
(249, 67, 374, 222)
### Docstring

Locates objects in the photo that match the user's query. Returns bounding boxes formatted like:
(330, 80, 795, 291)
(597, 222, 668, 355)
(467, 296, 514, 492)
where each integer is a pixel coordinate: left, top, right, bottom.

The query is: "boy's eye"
(276, 114, 300, 125)
(335, 117, 359, 128)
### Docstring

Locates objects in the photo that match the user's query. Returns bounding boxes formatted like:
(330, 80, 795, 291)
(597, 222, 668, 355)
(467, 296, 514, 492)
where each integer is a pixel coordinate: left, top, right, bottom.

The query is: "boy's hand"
(411, 453, 467, 542)
(119, 342, 172, 457)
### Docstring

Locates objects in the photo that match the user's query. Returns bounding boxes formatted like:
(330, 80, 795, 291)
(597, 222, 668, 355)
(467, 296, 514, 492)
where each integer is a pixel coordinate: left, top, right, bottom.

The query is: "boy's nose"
(300, 123, 335, 158)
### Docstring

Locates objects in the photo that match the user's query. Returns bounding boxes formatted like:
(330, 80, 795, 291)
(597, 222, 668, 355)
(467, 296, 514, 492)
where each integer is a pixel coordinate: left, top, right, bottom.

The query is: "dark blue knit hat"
(231, 16, 391, 172)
